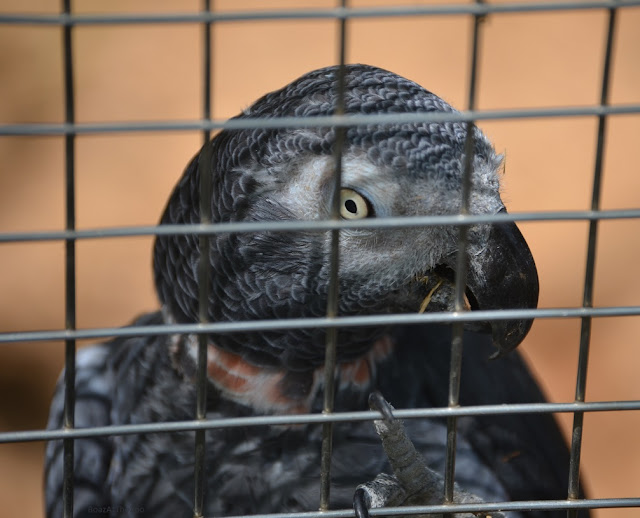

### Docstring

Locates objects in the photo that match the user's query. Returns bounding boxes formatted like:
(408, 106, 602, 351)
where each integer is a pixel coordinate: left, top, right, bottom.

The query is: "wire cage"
(0, 1, 639, 517)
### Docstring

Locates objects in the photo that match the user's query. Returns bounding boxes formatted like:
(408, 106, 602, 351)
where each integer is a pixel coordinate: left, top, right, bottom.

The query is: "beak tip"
(490, 316, 536, 357)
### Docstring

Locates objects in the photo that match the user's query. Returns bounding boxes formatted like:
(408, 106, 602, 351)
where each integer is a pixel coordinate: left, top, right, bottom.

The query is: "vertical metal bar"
(61, 0, 76, 517)
(567, 7, 617, 517)
(202, 0, 213, 145)
(193, 1, 214, 516)
(319, 0, 348, 512)
(443, 1, 485, 506)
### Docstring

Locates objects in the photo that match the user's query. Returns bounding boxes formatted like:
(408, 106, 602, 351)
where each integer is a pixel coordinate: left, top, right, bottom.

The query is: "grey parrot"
(44, 64, 587, 518)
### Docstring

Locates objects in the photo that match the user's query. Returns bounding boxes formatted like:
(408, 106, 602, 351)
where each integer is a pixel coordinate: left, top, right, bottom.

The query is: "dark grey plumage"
(154, 64, 533, 372)
(45, 64, 584, 518)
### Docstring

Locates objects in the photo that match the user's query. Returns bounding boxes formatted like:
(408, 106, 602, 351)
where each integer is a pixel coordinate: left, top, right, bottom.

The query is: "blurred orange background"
(0, 1, 639, 516)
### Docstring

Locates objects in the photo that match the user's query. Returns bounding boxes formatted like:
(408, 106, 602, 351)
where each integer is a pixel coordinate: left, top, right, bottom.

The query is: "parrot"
(44, 64, 588, 518)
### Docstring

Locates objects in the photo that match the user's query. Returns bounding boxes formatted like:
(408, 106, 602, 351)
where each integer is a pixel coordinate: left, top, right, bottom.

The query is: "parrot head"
(153, 64, 538, 408)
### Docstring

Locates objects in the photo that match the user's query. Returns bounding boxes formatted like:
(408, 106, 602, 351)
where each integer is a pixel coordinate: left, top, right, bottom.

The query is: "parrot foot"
(353, 391, 505, 518)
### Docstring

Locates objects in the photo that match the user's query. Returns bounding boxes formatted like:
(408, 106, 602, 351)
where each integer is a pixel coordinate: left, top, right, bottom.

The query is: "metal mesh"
(1, 1, 640, 517)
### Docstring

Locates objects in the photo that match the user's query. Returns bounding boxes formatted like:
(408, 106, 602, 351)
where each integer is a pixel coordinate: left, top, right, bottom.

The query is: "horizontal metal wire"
(229, 498, 640, 518)
(2, 400, 639, 444)
(226, 498, 640, 518)
(1, 1, 640, 26)
(2, 103, 640, 136)
(1, 209, 640, 244)
(2, 305, 640, 345)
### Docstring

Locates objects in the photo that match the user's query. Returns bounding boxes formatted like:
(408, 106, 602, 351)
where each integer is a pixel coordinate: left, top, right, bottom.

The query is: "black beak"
(462, 211, 539, 356)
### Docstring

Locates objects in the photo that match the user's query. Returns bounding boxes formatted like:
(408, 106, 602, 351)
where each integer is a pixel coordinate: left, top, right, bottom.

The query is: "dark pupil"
(345, 199, 358, 214)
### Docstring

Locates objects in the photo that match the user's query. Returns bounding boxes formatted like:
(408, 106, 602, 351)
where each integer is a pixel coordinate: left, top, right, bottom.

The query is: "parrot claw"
(368, 390, 395, 423)
(352, 392, 506, 518)
(353, 487, 371, 518)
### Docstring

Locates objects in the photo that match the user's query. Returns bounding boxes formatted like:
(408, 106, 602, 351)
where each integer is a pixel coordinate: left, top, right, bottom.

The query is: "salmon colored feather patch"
(187, 335, 395, 414)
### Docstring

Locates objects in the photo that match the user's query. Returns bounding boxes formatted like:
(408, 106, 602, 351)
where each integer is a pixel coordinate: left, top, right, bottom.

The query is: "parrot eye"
(340, 188, 372, 219)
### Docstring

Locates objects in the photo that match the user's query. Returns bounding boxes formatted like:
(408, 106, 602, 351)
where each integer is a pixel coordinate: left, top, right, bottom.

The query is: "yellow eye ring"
(340, 188, 370, 219)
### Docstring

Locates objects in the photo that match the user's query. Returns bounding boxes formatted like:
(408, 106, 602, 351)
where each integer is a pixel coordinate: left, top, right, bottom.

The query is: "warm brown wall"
(1, 1, 639, 516)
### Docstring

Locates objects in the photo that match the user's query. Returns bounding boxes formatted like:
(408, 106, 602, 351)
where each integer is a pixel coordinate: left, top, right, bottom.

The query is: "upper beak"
(461, 210, 539, 356)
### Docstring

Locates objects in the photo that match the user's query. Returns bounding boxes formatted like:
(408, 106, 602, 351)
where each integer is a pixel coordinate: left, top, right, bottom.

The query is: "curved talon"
(368, 391, 395, 423)
(353, 487, 371, 518)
